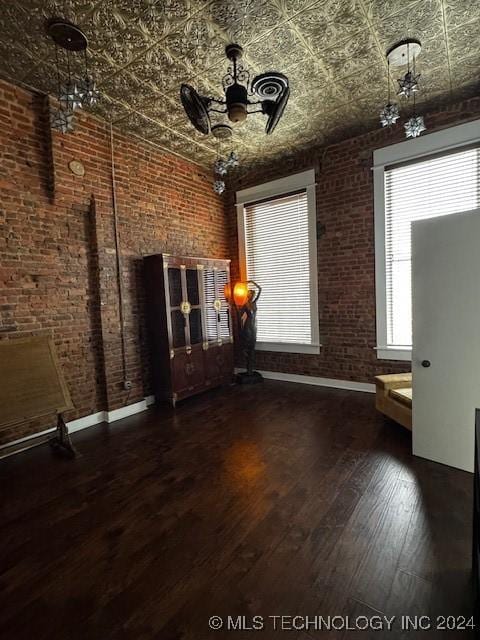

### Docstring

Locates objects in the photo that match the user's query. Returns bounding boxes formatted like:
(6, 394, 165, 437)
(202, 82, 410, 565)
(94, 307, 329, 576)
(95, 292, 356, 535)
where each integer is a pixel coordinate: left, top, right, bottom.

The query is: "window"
(236, 170, 319, 354)
(374, 120, 480, 360)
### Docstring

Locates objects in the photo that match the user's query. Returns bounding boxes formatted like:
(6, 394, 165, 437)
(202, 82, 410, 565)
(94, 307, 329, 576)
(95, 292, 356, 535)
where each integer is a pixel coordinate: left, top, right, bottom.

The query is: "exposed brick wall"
(227, 95, 480, 383)
(2, 74, 480, 446)
(0, 79, 229, 445)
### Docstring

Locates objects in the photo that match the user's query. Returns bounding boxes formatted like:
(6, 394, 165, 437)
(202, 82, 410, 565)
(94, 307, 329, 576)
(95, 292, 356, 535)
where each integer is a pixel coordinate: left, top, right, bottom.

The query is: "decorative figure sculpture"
(227, 280, 263, 384)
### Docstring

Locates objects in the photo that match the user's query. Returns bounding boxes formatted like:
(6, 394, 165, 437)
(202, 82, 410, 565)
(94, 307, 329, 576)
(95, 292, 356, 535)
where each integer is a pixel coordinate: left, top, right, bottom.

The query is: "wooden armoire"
(144, 253, 234, 406)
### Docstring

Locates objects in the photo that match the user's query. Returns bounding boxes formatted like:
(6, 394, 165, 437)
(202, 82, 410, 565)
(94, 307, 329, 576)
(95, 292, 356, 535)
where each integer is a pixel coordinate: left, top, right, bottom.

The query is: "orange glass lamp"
(224, 279, 263, 384)
(224, 281, 251, 307)
(233, 281, 249, 307)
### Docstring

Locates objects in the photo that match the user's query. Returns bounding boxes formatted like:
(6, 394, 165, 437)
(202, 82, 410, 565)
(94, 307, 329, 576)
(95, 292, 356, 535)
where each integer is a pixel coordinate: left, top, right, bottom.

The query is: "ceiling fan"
(180, 43, 289, 139)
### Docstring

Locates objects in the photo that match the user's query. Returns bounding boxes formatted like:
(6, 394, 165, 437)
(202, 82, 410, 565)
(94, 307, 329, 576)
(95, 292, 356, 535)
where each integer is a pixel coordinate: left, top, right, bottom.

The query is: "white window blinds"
(244, 190, 313, 345)
(385, 146, 480, 347)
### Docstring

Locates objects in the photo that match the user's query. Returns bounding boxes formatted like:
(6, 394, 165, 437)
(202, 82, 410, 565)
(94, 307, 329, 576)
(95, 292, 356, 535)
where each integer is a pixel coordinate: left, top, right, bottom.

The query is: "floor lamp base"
(236, 371, 264, 385)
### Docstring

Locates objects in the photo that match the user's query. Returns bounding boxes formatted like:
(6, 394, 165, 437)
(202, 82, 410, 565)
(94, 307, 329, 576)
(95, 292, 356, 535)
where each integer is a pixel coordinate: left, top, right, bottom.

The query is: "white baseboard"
(106, 399, 149, 423)
(235, 368, 375, 394)
(0, 395, 156, 456)
(68, 411, 107, 433)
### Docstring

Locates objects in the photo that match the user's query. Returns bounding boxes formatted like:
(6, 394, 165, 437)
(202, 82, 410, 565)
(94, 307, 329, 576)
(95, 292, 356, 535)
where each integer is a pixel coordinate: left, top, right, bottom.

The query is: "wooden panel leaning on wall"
(0, 336, 75, 457)
(144, 254, 234, 407)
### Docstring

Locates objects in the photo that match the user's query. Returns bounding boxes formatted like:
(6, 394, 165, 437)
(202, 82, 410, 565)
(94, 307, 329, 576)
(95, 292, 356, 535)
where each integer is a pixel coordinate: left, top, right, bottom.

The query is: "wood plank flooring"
(0, 381, 475, 639)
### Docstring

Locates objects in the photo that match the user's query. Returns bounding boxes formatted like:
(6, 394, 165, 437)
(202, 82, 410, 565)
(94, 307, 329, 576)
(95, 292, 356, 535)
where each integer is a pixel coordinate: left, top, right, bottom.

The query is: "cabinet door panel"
(172, 350, 205, 394)
(203, 268, 218, 341)
(205, 344, 234, 381)
(189, 308, 203, 345)
(186, 269, 200, 305)
(171, 310, 186, 348)
(168, 268, 182, 307)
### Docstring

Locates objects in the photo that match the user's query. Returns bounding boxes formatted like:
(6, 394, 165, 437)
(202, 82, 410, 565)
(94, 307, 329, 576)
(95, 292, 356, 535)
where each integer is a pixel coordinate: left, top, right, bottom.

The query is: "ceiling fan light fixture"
(228, 103, 248, 124)
(211, 124, 233, 140)
(179, 43, 289, 137)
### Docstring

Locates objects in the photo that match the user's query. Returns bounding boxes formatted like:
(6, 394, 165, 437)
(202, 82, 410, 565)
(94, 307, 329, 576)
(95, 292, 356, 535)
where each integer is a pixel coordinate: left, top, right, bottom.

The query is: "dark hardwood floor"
(0, 381, 475, 639)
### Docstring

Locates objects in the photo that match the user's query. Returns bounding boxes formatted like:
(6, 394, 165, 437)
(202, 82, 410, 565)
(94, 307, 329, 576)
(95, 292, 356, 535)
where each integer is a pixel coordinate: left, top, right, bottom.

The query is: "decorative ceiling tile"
(338, 63, 386, 103)
(292, 0, 367, 52)
(448, 53, 480, 92)
(324, 38, 380, 78)
(100, 71, 154, 111)
(205, 0, 282, 46)
(246, 24, 301, 71)
(443, 0, 480, 28)
(448, 19, 480, 63)
(126, 47, 188, 95)
(0, 0, 478, 168)
(163, 20, 229, 74)
(362, 0, 424, 23)
(373, 0, 444, 57)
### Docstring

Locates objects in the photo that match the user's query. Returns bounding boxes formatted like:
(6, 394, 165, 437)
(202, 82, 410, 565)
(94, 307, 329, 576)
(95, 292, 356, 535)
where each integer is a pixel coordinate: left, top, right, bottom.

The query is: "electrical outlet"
(123, 380, 132, 391)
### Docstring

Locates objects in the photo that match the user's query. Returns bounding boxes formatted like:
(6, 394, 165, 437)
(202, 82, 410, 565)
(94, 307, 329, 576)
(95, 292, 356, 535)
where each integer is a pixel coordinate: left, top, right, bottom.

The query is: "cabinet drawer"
(172, 349, 205, 394)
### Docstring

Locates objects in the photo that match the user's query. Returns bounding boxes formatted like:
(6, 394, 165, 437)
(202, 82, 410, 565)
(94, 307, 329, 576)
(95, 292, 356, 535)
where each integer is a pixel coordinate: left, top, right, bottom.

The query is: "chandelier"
(46, 18, 100, 133)
(180, 44, 289, 140)
(380, 38, 426, 139)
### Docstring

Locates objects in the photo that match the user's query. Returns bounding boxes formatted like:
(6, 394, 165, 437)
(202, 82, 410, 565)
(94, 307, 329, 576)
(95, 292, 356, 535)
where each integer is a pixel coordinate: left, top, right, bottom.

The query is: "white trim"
(256, 341, 321, 354)
(235, 368, 375, 393)
(0, 395, 156, 456)
(375, 347, 412, 361)
(374, 118, 480, 359)
(236, 202, 247, 281)
(68, 411, 107, 433)
(373, 119, 480, 167)
(105, 399, 148, 423)
(0, 425, 58, 451)
(236, 169, 315, 205)
(236, 169, 319, 352)
(306, 182, 320, 349)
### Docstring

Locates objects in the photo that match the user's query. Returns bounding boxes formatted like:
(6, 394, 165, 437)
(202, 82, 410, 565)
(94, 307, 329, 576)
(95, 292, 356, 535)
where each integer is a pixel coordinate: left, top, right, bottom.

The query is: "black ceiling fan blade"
(264, 84, 290, 135)
(180, 84, 211, 135)
(251, 71, 289, 101)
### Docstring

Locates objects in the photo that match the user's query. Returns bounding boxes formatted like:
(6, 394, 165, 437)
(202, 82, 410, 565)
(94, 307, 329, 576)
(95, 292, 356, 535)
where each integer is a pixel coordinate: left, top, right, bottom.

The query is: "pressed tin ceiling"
(0, 0, 479, 169)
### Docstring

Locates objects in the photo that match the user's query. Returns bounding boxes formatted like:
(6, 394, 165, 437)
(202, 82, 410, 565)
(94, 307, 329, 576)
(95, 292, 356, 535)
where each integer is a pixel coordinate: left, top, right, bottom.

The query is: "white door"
(412, 208, 480, 472)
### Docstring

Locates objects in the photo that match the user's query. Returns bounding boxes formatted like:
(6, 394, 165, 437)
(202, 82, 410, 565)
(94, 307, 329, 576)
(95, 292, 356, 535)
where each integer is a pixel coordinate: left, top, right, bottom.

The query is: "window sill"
(375, 346, 412, 361)
(256, 342, 321, 355)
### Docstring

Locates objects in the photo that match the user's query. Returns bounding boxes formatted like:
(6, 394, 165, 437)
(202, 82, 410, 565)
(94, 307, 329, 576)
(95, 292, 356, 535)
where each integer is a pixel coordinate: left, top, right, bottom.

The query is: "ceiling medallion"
(46, 18, 100, 134)
(380, 38, 427, 139)
(180, 43, 290, 136)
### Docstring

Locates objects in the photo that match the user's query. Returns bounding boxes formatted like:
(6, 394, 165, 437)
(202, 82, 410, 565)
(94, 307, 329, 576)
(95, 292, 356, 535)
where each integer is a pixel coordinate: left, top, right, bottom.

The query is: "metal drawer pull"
(185, 363, 195, 375)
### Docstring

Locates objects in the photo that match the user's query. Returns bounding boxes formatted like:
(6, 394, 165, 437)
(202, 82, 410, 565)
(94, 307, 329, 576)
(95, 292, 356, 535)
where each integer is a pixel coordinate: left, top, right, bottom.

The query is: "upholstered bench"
(374, 373, 412, 431)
